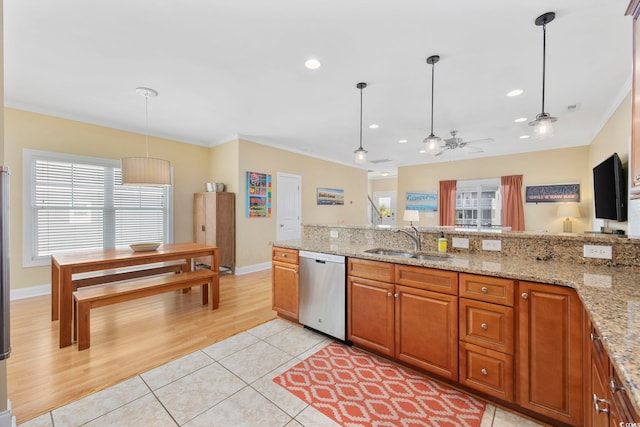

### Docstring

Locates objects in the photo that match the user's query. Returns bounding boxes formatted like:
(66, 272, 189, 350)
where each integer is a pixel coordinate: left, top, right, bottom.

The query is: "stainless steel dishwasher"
(299, 250, 346, 341)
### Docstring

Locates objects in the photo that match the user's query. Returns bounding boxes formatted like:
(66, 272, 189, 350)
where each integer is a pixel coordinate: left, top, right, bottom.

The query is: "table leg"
(51, 261, 60, 321)
(59, 267, 73, 348)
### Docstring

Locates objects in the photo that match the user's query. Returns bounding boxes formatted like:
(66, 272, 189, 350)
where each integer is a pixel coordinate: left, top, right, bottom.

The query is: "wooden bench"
(73, 269, 218, 350)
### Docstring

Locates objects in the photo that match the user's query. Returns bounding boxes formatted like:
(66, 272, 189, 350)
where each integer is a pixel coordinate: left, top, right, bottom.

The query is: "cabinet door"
(631, 8, 640, 196)
(590, 356, 611, 427)
(517, 282, 583, 426)
(395, 285, 458, 380)
(348, 276, 395, 357)
(272, 261, 299, 320)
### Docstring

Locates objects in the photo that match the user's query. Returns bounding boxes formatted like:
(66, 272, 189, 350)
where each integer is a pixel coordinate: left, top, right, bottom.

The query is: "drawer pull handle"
(481, 368, 488, 376)
(590, 332, 600, 342)
(593, 394, 609, 414)
(481, 286, 488, 293)
(481, 323, 488, 330)
(610, 379, 625, 393)
(521, 292, 528, 300)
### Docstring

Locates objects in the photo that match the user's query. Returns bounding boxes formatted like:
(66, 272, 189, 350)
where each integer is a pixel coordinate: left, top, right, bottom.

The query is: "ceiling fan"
(435, 130, 494, 156)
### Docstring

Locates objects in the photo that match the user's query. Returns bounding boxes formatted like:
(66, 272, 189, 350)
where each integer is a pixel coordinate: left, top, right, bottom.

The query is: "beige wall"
(370, 177, 397, 193)
(5, 108, 211, 290)
(398, 146, 592, 233)
(236, 139, 368, 267)
(209, 140, 240, 194)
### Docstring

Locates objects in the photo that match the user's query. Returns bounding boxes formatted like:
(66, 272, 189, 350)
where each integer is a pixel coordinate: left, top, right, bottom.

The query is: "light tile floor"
(19, 319, 544, 427)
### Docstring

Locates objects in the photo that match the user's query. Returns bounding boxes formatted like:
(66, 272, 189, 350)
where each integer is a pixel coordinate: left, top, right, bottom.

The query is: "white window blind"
(24, 150, 173, 266)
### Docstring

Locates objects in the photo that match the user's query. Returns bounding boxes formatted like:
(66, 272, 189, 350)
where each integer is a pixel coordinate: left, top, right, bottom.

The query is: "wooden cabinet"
(517, 281, 583, 426)
(586, 320, 640, 426)
(348, 259, 459, 380)
(628, 0, 640, 196)
(459, 273, 515, 402)
(194, 192, 236, 273)
(271, 247, 299, 320)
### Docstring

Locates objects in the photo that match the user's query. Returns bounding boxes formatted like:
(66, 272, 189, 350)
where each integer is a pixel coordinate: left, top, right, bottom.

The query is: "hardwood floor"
(8, 269, 276, 424)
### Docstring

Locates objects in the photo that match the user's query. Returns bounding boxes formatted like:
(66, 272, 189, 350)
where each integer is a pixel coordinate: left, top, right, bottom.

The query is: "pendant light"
(354, 82, 368, 164)
(121, 87, 172, 186)
(423, 55, 442, 155)
(529, 12, 557, 140)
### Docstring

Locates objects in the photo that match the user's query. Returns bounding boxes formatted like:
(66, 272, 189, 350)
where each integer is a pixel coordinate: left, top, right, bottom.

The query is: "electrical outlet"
(482, 239, 502, 251)
(330, 230, 339, 238)
(452, 237, 469, 249)
(583, 245, 612, 259)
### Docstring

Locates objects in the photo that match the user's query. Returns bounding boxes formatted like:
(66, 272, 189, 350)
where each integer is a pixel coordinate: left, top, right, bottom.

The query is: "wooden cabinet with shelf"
(193, 192, 236, 273)
(517, 281, 583, 426)
(459, 273, 515, 402)
(348, 259, 458, 380)
(271, 247, 299, 321)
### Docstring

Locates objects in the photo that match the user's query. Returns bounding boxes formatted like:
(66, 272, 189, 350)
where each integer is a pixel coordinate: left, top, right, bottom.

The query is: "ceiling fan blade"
(463, 137, 494, 145)
(463, 145, 484, 153)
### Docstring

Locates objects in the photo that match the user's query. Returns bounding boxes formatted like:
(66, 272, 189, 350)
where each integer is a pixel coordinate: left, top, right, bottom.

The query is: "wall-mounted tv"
(593, 152, 627, 222)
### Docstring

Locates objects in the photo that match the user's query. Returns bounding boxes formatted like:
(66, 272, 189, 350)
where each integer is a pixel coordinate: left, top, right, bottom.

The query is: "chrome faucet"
(396, 227, 421, 252)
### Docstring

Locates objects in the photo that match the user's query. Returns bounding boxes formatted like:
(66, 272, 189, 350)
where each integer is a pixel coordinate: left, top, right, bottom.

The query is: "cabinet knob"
(635, 174, 640, 181)
(387, 292, 393, 297)
(521, 292, 528, 300)
(481, 323, 488, 330)
(481, 286, 488, 294)
(481, 368, 488, 376)
(592, 394, 610, 414)
(609, 379, 625, 393)
(281, 254, 287, 257)
(394, 293, 399, 298)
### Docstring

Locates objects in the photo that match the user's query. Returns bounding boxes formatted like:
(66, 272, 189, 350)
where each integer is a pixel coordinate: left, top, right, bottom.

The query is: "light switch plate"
(452, 237, 469, 249)
(482, 239, 502, 251)
(583, 244, 612, 259)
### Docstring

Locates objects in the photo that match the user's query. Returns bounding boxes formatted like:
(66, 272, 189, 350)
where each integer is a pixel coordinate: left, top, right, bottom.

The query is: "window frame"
(455, 178, 502, 229)
(22, 149, 174, 267)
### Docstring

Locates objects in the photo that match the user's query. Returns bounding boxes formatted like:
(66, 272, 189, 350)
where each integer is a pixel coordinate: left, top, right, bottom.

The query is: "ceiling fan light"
(354, 146, 368, 164)
(423, 134, 441, 155)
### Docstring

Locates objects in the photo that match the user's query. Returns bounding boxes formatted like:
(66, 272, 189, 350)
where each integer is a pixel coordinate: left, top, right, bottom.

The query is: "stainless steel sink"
(363, 248, 414, 258)
(363, 248, 450, 261)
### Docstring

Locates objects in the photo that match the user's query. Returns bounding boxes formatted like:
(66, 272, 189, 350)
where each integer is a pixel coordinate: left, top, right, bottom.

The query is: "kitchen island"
(273, 224, 640, 426)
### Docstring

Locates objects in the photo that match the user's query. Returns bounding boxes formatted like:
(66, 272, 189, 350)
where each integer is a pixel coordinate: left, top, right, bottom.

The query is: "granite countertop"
(274, 239, 640, 415)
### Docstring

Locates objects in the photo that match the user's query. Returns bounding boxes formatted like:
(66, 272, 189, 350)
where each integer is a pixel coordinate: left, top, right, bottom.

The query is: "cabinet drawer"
(348, 258, 395, 282)
(395, 264, 458, 295)
(272, 247, 299, 265)
(459, 342, 514, 402)
(459, 273, 514, 306)
(610, 366, 638, 422)
(460, 298, 514, 354)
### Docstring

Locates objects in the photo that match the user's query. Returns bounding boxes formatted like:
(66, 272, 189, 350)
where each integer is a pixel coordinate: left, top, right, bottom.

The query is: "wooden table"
(51, 242, 219, 348)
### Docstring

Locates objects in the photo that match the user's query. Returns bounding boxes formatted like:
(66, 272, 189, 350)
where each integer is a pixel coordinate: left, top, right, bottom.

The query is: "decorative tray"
(129, 243, 161, 252)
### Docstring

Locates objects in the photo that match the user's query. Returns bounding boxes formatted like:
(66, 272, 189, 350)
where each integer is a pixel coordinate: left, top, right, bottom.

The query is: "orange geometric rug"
(274, 342, 486, 427)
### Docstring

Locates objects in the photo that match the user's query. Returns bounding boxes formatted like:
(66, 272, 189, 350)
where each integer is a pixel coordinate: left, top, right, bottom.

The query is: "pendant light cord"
(359, 86, 363, 150)
(541, 22, 547, 115)
(430, 61, 435, 135)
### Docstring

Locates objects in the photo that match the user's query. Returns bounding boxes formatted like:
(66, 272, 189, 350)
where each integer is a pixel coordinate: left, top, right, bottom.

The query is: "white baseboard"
(10, 263, 273, 299)
(10, 284, 50, 300)
(234, 262, 271, 275)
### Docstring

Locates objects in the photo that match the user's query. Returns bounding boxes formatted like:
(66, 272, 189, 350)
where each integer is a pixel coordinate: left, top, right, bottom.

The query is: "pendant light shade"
(423, 55, 442, 155)
(529, 12, 558, 140)
(354, 82, 368, 164)
(121, 87, 172, 186)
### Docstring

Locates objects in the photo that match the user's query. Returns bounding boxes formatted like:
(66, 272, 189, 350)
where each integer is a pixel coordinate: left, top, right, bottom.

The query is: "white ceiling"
(4, 0, 633, 178)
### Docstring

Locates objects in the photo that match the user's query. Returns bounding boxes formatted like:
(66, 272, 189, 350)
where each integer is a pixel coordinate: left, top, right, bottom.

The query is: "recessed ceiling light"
(507, 89, 524, 97)
(380, 171, 389, 177)
(514, 117, 528, 123)
(418, 149, 427, 154)
(369, 124, 379, 129)
(520, 135, 530, 139)
(304, 58, 321, 70)
(398, 139, 408, 144)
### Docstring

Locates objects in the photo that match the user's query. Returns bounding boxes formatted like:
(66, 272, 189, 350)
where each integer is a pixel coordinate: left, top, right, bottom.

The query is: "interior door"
(373, 191, 397, 226)
(276, 173, 301, 241)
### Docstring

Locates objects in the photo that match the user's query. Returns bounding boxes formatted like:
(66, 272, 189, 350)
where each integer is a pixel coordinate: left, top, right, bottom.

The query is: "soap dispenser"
(438, 232, 447, 252)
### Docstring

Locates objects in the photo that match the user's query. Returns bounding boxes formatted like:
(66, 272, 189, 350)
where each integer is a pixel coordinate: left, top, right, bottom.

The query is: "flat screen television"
(593, 152, 627, 222)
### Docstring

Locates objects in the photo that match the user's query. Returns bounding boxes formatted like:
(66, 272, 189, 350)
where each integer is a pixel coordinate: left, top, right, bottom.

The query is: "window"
(23, 150, 173, 267)
(455, 178, 501, 228)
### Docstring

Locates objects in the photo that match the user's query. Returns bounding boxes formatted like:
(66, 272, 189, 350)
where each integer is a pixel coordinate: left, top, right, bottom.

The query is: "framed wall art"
(246, 171, 272, 217)
(525, 183, 580, 203)
(317, 187, 344, 205)
(405, 191, 438, 212)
